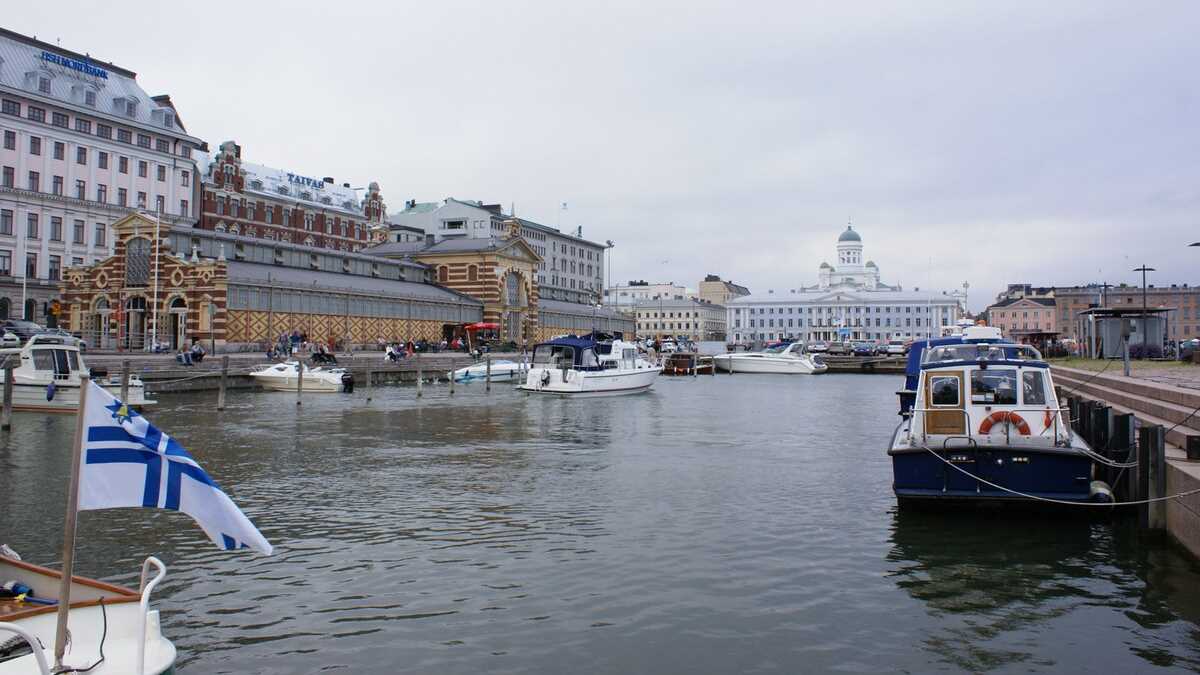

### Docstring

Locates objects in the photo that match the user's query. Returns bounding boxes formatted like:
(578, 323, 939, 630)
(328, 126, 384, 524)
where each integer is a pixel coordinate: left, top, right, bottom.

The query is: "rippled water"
(4, 374, 1200, 673)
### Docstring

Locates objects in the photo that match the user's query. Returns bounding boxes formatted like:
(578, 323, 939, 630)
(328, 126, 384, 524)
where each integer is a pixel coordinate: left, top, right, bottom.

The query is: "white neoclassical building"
(726, 226, 967, 344)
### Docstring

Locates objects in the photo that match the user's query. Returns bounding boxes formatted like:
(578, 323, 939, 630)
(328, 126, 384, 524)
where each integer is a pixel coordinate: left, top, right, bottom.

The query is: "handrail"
(137, 556, 166, 675)
(0, 621, 50, 674)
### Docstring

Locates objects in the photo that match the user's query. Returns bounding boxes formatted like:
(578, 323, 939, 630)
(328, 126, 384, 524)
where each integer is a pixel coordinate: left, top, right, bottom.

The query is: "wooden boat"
(661, 352, 714, 375)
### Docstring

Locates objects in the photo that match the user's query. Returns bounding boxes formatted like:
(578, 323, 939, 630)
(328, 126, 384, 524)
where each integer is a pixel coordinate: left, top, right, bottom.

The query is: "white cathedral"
(726, 226, 966, 344)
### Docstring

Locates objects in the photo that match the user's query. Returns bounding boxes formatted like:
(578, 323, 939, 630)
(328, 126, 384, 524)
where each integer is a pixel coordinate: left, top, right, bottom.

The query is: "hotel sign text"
(41, 51, 108, 79)
(287, 174, 325, 189)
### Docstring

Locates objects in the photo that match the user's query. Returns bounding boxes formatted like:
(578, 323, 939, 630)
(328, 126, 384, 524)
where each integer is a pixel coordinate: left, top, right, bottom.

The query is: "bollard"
(449, 366, 455, 395)
(486, 355, 492, 392)
(1112, 413, 1136, 501)
(417, 354, 423, 398)
(217, 355, 229, 411)
(120, 359, 131, 403)
(1090, 405, 1112, 485)
(1138, 424, 1167, 530)
(296, 360, 304, 405)
(365, 365, 372, 402)
(1, 363, 12, 431)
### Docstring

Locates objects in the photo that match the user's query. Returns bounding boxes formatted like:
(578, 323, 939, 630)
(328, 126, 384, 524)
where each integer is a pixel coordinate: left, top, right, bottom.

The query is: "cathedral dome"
(819, 262, 832, 269)
(838, 226, 861, 243)
(866, 260, 877, 267)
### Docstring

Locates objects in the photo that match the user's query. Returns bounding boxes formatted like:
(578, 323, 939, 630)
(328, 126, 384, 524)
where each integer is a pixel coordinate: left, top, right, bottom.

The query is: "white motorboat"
(0, 553, 176, 675)
(519, 333, 660, 396)
(448, 359, 527, 383)
(0, 334, 154, 411)
(249, 361, 352, 392)
(712, 342, 828, 374)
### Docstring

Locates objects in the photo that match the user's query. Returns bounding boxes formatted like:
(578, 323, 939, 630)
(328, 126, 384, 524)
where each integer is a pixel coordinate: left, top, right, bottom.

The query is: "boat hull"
(712, 354, 826, 374)
(251, 374, 345, 392)
(518, 366, 660, 396)
(0, 380, 155, 412)
(888, 444, 1100, 505)
(449, 362, 526, 383)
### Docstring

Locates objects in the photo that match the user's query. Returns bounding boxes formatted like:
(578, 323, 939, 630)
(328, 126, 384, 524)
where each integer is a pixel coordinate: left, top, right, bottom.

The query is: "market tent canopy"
(465, 322, 500, 331)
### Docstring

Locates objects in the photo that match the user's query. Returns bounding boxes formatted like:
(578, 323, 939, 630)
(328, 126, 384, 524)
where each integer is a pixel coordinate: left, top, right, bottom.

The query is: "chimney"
(324, 177, 335, 184)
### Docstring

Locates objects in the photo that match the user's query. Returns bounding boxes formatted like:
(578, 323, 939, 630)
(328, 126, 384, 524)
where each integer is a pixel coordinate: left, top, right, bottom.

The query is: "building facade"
(60, 212, 482, 350)
(726, 226, 964, 344)
(196, 140, 381, 252)
(631, 297, 727, 341)
(697, 274, 750, 306)
(0, 27, 205, 324)
(604, 281, 693, 306)
(390, 198, 606, 304)
(986, 297, 1057, 338)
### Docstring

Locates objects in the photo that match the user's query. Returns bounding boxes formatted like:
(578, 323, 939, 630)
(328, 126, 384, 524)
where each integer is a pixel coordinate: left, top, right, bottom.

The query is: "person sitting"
(176, 345, 193, 366)
(190, 340, 206, 364)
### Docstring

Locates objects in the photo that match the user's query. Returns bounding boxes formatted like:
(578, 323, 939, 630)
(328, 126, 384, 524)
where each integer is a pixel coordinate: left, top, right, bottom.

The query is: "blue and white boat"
(887, 326, 1112, 506)
(448, 359, 527, 384)
(519, 333, 660, 396)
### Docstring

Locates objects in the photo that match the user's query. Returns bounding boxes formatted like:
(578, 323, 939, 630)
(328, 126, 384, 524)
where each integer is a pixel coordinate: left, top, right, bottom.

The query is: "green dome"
(838, 226, 861, 243)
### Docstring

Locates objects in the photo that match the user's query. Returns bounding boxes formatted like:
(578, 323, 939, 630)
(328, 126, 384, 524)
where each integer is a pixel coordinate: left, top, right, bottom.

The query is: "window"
(136, 134, 151, 149)
(181, 145, 192, 159)
(98, 151, 108, 169)
(73, 219, 84, 244)
(0, 166, 11, 188)
(51, 176, 63, 195)
(75, 179, 86, 199)
(96, 123, 111, 139)
(125, 237, 150, 286)
(27, 171, 39, 191)
(26, 213, 38, 239)
(72, 257, 83, 266)
(84, 90, 96, 107)
(117, 128, 132, 144)
(53, 141, 64, 160)
(0, 251, 9, 276)
(117, 187, 127, 206)
(29, 136, 40, 155)
(155, 138, 169, 153)
(76, 146, 87, 165)
(48, 255, 61, 280)
(2, 130, 13, 150)
(25, 253, 36, 278)
(0, 210, 11, 235)
(181, 170, 190, 187)
(97, 184, 107, 203)
(156, 165, 166, 182)
(138, 160, 147, 177)
(1023, 371, 1047, 406)
(179, 199, 188, 216)
(971, 370, 1018, 405)
(155, 195, 164, 213)
(50, 217, 62, 241)
(27, 106, 45, 123)
(38, 77, 51, 94)
(137, 191, 146, 208)
(51, 112, 68, 128)
(1, 99, 18, 116)
(93, 222, 106, 247)
(118, 156, 128, 174)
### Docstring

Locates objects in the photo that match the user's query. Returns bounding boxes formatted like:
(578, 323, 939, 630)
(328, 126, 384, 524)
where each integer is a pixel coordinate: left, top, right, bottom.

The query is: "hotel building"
(0, 27, 205, 324)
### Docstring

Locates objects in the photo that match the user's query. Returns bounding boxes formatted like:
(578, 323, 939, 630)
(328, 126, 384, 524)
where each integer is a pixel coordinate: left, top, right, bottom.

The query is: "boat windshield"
(533, 345, 577, 368)
(971, 369, 1018, 405)
(32, 348, 79, 375)
(922, 343, 1042, 364)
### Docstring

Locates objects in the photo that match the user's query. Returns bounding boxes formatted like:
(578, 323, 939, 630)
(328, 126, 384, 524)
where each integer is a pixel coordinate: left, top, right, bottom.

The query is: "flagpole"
(54, 374, 90, 669)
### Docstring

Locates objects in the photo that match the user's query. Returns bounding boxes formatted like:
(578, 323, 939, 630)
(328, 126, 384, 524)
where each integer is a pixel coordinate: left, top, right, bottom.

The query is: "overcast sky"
(10, 2, 1198, 310)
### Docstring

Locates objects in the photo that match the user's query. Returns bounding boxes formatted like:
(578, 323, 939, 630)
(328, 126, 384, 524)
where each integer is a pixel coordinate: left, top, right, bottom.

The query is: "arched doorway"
(90, 298, 112, 349)
(0, 298, 9, 320)
(23, 299, 36, 322)
(124, 296, 147, 350)
(168, 297, 188, 349)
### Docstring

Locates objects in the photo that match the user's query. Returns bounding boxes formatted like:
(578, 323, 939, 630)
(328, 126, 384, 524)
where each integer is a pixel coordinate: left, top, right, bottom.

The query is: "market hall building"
(59, 212, 482, 350)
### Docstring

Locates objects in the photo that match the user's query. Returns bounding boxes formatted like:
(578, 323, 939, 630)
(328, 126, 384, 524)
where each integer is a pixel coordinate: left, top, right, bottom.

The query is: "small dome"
(819, 262, 832, 269)
(866, 260, 877, 267)
(838, 225, 861, 243)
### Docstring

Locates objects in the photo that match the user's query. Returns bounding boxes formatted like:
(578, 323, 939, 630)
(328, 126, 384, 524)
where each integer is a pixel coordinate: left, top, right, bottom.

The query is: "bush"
(1129, 344, 1163, 359)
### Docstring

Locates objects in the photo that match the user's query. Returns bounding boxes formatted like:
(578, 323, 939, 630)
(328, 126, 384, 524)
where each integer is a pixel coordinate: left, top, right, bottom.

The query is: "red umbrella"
(465, 322, 500, 331)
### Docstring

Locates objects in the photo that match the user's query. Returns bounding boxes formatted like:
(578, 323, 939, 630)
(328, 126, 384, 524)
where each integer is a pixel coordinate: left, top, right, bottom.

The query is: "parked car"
(827, 341, 851, 355)
(806, 341, 829, 353)
(885, 339, 908, 356)
(0, 332, 19, 348)
(0, 320, 47, 342)
(874, 342, 889, 355)
(851, 342, 874, 357)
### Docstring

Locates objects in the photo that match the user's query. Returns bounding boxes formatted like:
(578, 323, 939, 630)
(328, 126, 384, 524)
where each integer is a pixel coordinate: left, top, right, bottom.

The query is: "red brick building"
(195, 141, 384, 251)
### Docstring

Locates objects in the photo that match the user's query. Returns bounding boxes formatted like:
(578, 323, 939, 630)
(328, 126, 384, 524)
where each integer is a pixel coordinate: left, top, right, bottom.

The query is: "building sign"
(286, 173, 325, 190)
(41, 51, 108, 79)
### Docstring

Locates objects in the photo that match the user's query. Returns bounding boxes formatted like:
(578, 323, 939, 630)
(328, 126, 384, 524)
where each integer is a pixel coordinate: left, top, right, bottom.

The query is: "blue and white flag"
(78, 381, 272, 555)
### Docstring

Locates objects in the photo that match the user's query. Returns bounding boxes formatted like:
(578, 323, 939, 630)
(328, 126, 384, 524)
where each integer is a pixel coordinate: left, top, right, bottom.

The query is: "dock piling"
(120, 359, 131, 403)
(1, 363, 12, 430)
(1111, 412, 1136, 500)
(296, 360, 304, 405)
(1138, 424, 1166, 530)
(486, 355, 492, 392)
(217, 355, 229, 411)
(449, 367, 455, 395)
(417, 353, 423, 398)
(365, 364, 372, 402)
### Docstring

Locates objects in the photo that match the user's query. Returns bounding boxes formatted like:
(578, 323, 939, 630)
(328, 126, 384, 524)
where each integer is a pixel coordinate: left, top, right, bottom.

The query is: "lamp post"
(1134, 265, 1155, 358)
(207, 302, 217, 354)
(605, 239, 614, 311)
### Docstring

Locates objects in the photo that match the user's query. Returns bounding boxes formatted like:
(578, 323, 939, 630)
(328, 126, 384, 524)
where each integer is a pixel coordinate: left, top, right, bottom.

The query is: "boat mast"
(53, 375, 91, 669)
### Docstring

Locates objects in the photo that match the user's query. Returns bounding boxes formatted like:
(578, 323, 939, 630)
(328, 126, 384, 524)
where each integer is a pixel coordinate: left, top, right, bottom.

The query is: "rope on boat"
(917, 444, 1200, 507)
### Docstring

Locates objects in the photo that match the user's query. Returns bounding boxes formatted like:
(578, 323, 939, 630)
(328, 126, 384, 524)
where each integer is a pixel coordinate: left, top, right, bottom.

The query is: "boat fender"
(541, 371, 551, 387)
(978, 411, 1031, 435)
(46, 381, 55, 401)
(341, 373, 355, 393)
(1044, 408, 1053, 427)
(1089, 480, 1114, 504)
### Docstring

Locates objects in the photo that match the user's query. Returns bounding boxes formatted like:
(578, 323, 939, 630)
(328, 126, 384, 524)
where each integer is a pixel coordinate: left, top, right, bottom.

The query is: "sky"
(8, 1, 1198, 311)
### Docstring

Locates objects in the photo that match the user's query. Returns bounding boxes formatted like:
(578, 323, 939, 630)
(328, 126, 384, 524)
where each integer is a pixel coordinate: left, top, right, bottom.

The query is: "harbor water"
(4, 374, 1200, 673)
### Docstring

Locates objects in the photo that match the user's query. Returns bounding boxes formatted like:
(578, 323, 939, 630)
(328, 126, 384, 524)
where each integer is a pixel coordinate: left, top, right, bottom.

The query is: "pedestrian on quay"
(176, 343, 194, 366)
(190, 339, 206, 364)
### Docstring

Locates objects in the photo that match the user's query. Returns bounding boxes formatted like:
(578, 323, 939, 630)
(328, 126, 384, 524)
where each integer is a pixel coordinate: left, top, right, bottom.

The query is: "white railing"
(136, 556, 166, 675)
(0, 622, 50, 674)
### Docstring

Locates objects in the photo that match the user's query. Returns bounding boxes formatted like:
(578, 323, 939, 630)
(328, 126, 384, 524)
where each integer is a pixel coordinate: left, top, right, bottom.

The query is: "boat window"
(971, 370, 1018, 405)
(534, 345, 576, 368)
(1023, 371, 1047, 405)
(66, 350, 79, 371)
(32, 349, 55, 371)
(930, 376, 960, 406)
(580, 349, 599, 368)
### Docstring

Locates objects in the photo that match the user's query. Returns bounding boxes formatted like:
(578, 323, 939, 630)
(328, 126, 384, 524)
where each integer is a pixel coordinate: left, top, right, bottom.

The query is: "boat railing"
(0, 621, 50, 674)
(913, 406, 1071, 445)
(137, 556, 166, 675)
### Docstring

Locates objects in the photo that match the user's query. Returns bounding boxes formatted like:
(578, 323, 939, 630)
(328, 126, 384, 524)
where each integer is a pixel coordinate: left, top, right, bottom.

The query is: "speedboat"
(887, 326, 1112, 506)
(249, 361, 353, 392)
(712, 342, 828, 374)
(519, 333, 660, 396)
(448, 359, 527, 383)
(0, 552, 176, 675)
(0, 334, 154, 411)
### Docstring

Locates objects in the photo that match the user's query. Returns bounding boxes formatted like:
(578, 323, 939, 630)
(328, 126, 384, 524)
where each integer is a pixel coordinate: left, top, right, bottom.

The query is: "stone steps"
(1054, 367, 1200, 451)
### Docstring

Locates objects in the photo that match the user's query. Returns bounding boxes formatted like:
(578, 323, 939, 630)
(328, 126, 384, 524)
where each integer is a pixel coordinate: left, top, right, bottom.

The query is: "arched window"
(125, 237, 151, 286)
(468, 265, 478, 281)
(438, 266, 448, 283)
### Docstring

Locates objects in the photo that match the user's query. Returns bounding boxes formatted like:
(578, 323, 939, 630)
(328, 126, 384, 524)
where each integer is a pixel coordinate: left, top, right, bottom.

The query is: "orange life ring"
(1043, 408, 1053, 427)
(978, 411, 1031, 435)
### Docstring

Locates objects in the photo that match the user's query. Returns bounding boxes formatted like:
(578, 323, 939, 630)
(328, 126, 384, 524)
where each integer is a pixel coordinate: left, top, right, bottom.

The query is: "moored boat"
(519, 333, 660, 396)
(712, 342, 827, 374)
(0, 334, 154, 412)
(887, 326, 1112, 506)
(448, 359, 527, 383)
(249, 361, 353, 392)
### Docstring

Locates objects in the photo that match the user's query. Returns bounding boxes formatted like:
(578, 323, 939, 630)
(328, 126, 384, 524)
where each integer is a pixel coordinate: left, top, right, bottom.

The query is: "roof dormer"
(112, 95, 138, 118)
(150, 107, 175, 129)
(24, 70, 53, 96)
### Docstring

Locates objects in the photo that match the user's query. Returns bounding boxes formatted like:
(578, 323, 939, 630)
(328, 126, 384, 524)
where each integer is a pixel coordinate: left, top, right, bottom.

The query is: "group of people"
(175, 339, 207, 366)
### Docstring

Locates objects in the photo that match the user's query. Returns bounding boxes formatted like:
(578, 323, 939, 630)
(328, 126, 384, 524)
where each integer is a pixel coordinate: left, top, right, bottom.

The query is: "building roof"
(365, 236, 539, 259)
(838, 226, 861, 243)
(727, 288, 960, 305)
(226, 157, 363, 217)
(0, 27, 202, 143)
(630, 297, 724, 310)
(394, 198, 608, 249)
(988, 297, 1057, 309)
(224, 261, 482, 305)
(190, 227, 428, 270)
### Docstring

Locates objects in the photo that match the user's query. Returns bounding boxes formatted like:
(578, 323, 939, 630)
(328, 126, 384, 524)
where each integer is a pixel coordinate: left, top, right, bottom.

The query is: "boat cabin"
(3, 334, 85, 382)
(531, 333, 639, 372)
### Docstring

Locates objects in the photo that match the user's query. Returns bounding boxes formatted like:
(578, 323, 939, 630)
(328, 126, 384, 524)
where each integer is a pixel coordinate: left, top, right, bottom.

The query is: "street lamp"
(1133, 264, 1155, 358)
(207, 302, 217, 354)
